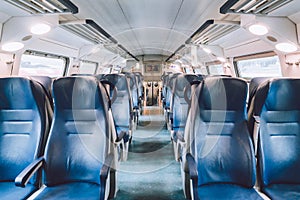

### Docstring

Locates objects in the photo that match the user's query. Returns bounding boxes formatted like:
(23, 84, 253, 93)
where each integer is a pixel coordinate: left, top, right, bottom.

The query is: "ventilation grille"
(220, 0, 294, 15)
(60, 19, 139, 61)
(4, 0, 78, 14)
(187, 20, 240, 45)
(60, 19, 117, 44)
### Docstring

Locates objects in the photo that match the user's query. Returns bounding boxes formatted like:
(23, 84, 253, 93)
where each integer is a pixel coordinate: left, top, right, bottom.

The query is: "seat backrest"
(44, 77, 110, 186)
(256, 79, 300, 187)
(124, 73, 139, 108)
(191, 77, 255, 187)
(165, 73, 180, 109)
(248, 77, 270, 111)
(30, 75, 54, 109)
(171, 74, 199, 129)
(247, 77, 270, 139)
(104, 74, 132, 131)
(0, 77, 50, 182)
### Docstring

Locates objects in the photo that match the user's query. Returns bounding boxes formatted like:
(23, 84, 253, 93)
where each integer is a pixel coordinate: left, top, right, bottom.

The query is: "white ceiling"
(1, 0, 299, 60)
(72, 0, 226, 57)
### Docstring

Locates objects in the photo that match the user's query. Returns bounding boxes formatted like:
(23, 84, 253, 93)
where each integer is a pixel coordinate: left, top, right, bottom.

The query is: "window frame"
(79, 60, 99, 75)
(234, 51, 282, 79)
(19, 50, 69, 77)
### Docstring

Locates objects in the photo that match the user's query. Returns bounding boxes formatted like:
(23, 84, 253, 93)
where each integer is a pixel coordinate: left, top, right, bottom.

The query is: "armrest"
(177, 131, 185, 145)
(100, 153, 114, 181)
(116, 131, 127, 143)
(15, 157, 44, 187)
(186, 153, 198, 179)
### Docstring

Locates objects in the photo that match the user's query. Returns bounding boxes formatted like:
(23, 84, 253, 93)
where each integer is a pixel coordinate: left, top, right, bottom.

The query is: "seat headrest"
(104, 74, 128, 91)
(0, 77, 39, 109)
(254, 79, 300, 115)
(53, 77, 103, 110)
(199, 77, 247, 111)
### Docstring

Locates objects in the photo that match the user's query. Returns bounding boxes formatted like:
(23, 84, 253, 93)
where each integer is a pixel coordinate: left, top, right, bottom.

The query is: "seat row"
(162, 74, 300, 199)
(0, 76, 135, 199)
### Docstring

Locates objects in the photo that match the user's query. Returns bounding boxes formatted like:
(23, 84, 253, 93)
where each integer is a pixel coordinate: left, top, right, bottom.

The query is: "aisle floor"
(114, 106, 185, 200)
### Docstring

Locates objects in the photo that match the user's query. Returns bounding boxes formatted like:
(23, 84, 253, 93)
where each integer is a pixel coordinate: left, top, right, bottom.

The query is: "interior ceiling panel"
(72, 0, 227, 57)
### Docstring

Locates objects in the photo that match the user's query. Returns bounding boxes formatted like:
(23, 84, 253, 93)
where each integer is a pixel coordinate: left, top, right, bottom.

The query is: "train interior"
(0, 0, 300, 199)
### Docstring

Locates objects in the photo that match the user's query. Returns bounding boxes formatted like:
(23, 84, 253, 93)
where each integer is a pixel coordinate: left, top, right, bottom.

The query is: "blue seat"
(16, 77, 117, 200)
(0, 77, 51, 200)
(165, 73, 181, 126)
(103, 74, 132, 160)
(30, 75, 54, 109)
(247, 77, 270, 151)
(184, 77, 262, 200)
(254, 78, 300, 199)
(123, 72, 139, 123)
(170, 74, 201, 161)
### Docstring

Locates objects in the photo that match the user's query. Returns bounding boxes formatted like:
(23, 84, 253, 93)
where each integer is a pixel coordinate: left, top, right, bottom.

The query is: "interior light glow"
(248, 24, 268, 36)
(217, 57, 226, 62)
(1, 42, 24, 52)
(203, 47, 212, 54)
(30, 23, 51, 35)
(275, 43, 297, 53)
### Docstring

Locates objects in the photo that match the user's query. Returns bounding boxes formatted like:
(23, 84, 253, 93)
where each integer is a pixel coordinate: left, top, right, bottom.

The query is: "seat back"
(30, 75, 54, 109)
(124, 73, 139, 109)
(44, 77, 110, 186)
(0, 77, 50, 181)
(256, 79, 300, 187)
(104, 74, 132, 133)
(191, 77, 255, 187)
(171, 74, 199, 130)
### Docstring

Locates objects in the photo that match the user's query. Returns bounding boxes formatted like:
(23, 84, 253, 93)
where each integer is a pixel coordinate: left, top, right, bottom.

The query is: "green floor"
(113, 107, 186, 200)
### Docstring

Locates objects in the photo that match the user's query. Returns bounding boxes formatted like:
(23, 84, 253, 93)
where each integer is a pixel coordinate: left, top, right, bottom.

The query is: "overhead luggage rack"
(60, 19, 139, 61)
(220, 0, 294, 15)
(60, 19, 118, 44)
(187, 19, 240, 45)
(4, 0, 78, 14)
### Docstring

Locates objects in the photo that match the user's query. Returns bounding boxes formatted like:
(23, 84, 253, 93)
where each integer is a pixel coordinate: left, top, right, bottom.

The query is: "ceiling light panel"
(220, 0, 294, 15)
(4, 0, 78, 14)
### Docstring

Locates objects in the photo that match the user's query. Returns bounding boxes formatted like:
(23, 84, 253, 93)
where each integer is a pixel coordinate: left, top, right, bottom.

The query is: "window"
(194, 67, 208, 75)
(236, 54, 282, 78)
(79, 60, 98, 74)
(208, 64, 224, 75)
(184, 67, 194, 74)
(19, 51, 67, 77)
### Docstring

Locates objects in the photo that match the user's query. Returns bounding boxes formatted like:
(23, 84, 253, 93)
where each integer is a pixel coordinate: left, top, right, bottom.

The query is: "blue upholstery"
(0, 77, 50, 199)
(198, 184, 261, 200)
(185, 77, 261, 200)
(33, 77, 113, 199)
(256, 79, 300, 199)
(171, 74, 201, 132)
(104, 74, 132, 142)
(30, 75, 54, 109)
(34, 182, 105, 199)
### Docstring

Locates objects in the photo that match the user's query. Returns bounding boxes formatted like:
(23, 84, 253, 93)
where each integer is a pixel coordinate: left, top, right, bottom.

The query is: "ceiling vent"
(60, 19, 139, 61)
(4, 0, 78, 14)
(220, 0, 294, 15)
(187, 19, 240, 45)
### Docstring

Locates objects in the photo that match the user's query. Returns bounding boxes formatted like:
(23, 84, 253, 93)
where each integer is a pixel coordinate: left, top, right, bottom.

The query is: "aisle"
(114, 107, 185, 200)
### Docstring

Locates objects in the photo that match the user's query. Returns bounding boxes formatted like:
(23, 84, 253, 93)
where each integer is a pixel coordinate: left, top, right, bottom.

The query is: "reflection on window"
(208, 64, 224, 75)
(79, 61, 98, 74)
(194, 67, 208, 75)
(237, 56, 282, 78)
(19, 53, 66, 77)
(111, 65, 121, 74)
(100, 67, 111, 74)
(185, 67, 194, 74)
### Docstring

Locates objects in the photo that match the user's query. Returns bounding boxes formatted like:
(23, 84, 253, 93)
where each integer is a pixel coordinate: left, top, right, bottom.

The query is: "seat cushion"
(263, 184, 300, 199)
(35, 182, 101, 200)
(0, 182, 36, 200)
(198, 184, 263, 200)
